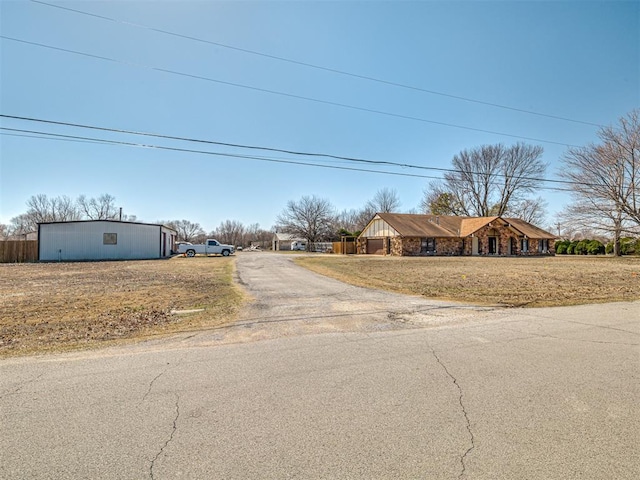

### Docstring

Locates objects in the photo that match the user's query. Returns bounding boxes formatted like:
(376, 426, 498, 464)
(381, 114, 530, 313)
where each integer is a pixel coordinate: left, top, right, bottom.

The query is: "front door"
(472, 237, 479, 255)
(489, 237, 497, 255)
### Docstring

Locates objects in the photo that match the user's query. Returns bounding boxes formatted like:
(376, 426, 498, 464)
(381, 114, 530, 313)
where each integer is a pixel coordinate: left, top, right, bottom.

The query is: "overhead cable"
(0, 127, 579, 194)
(1, 114, 582, 186)
(30, 0, 603, 128)
(0, 35, 581, 149)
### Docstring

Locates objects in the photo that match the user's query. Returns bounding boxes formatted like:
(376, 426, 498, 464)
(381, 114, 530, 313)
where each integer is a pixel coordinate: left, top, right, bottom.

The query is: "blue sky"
(1, 0, 638, 232)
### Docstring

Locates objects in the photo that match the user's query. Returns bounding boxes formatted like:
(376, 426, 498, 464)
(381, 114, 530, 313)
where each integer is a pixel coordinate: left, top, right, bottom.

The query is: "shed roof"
(273, 232, 305, 241)
(37, 219, 177, 233)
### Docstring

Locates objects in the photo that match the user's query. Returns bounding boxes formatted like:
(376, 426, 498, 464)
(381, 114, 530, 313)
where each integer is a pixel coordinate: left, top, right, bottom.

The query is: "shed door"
(366, 239, 385, 255)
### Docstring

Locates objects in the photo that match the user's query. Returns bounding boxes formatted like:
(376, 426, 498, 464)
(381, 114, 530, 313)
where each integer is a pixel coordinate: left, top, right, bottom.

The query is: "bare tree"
(13, 194, 82, 232)
(434, 143, 546, 217)
(163, 219, 205, 242)
(365, 187, 401, 213)
(9, 213, 35, 236)
(560, 109, 640, 255)
(419, 184, 466, 215)
(25, 194, 80, 224)
(214, 220, 246, 246)
(506, 196, 547, 225)
(333, 209, 364, 235)
(0, 224, 9, 240)
(25, 194, 52, 224)
(244, 223, 272, 248)
(277, 195, 335, 247)
(77, 194, 118, 220)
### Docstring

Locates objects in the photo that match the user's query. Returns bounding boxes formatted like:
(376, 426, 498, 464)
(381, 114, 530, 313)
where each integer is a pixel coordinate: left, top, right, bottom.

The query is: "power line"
(30, 0, 603, 128)
(0, 114, 581, 186)
(0, 35, 582, 149)
(0, 127, 577, 194)
(0, 127, 450, 182)
(0, 124, 583, 193)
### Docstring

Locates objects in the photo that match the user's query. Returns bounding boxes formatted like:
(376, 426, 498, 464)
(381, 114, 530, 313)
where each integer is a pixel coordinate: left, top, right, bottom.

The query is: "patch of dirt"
(0, 257, 243, 357)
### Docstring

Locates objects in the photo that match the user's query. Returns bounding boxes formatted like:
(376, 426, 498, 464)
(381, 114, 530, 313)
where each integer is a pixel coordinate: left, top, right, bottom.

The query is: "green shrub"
(575, 240, 591, 255)
(567, 241, 578, 255)
(587, 240, 605, 255)
(605, 242, 614, 254)
(620, 237, 637, 255)
(555, 240, 569, 254)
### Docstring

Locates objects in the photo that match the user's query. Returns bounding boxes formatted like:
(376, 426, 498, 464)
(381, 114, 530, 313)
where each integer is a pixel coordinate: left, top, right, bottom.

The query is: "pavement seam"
(430, 347, 475, 479)
(149, 393, 180, 480)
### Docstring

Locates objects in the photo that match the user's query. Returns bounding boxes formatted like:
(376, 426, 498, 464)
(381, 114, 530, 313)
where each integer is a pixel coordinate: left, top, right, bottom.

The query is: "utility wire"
(0, 127, 578, 194)
(0, 127, 445, 182)
(0, 35, 581, 149)
(30, 0, 603, 128)
(1, 114, 581, 186)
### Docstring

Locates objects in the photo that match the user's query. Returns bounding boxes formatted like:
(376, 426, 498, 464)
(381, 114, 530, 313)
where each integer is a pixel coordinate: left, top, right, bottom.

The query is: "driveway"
(1, 252, 638, 479)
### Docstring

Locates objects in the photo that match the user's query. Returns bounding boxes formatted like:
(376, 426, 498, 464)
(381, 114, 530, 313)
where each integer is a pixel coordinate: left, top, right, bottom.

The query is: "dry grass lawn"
(296, 255, 640, 308)
(0, 257, 243, 357)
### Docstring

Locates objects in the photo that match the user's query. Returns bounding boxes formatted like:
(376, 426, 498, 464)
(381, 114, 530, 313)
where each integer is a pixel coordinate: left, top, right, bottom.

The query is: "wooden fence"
(0, 241, 38, 263)
(332, 239, 356, 255)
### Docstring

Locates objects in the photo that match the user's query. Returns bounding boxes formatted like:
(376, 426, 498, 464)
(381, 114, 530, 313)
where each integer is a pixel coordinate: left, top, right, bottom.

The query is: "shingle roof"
(503, 218, 556, 239)
(370, 213, 554, 239)
(376, 213, 454, 237)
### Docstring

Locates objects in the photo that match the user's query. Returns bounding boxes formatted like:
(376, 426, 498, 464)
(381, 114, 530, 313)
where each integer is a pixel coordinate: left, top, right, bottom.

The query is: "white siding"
(39, 221, 165, 261)
(360, 217, 399, 238)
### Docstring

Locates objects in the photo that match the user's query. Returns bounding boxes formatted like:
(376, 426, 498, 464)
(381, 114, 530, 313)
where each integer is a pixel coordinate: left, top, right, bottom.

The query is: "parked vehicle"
(291, 241, 307, 251)
(177, 239, 235, 257)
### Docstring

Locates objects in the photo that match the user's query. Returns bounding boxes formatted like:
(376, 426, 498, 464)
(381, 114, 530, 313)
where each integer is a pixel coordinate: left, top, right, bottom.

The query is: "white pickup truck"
(177, 239, 235, 257)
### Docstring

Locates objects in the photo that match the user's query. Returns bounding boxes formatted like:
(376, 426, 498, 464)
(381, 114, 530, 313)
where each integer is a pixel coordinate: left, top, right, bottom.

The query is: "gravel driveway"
(183, 252, 498, 346)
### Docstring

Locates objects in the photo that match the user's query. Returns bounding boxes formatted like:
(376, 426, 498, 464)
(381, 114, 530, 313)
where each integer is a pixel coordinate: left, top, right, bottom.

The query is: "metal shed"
(38, 220, 177, 261)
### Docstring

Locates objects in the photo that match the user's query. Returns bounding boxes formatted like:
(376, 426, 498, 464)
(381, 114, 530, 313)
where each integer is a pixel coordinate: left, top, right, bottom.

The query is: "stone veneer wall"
(400, 237, 464, 256)
(357, 230, 555, 256)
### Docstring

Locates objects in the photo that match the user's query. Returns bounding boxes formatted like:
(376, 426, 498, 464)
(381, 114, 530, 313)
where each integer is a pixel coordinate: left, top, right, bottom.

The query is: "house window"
(521, 238, 529, 253)
(539, 239, 549, 253)
(421, 238, 436, 253)
(103, 233, 117, 245)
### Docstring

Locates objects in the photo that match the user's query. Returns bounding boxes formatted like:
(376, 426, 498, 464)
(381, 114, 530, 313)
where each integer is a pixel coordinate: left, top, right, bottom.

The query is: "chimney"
(435, 216, 439, 225)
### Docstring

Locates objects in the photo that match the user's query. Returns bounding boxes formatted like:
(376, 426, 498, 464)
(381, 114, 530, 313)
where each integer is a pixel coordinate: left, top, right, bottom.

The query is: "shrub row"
(556, 237, 638, 255)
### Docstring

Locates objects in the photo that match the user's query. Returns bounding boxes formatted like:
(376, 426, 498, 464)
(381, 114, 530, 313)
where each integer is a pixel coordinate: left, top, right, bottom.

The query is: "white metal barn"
(38, 220, 177, 261)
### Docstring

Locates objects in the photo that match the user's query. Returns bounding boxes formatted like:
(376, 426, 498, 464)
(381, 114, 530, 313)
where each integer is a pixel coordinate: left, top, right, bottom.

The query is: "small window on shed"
(103, 233, 117, 245)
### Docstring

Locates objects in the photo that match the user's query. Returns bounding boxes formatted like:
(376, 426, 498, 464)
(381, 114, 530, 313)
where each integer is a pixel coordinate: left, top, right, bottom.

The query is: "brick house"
(357, 213, 555, 256)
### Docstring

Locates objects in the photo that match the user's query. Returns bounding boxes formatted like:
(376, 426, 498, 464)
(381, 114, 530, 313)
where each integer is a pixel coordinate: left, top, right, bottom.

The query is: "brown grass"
(295, 255, 640, 308)
(0, 257, 244, 357)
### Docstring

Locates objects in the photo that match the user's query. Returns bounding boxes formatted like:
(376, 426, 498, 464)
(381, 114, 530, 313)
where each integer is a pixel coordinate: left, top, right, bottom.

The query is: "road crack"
(149, 393, 180, 480)
(142, 369, 167, 402)
(430, 347, 475, 478)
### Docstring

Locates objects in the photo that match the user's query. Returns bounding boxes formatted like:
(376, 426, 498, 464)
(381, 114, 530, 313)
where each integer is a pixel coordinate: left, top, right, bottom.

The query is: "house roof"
(370, 213, 554, 239)
(502, 218, 556, 239)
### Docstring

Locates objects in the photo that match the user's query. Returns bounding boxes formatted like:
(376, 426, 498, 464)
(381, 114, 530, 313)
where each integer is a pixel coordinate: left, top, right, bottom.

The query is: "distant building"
(38, 220, 177, 261)
(272, 232, 306, 251)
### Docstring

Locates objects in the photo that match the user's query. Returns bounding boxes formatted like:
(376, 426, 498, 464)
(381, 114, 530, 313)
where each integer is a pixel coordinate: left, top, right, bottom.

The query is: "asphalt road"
(1, 253, 639, 479)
